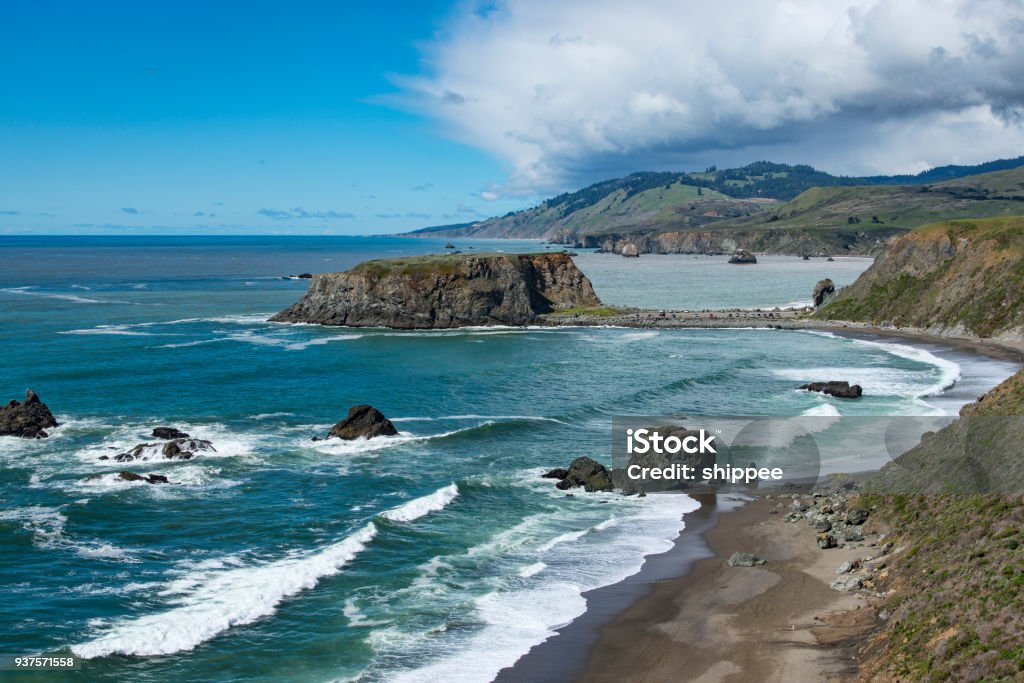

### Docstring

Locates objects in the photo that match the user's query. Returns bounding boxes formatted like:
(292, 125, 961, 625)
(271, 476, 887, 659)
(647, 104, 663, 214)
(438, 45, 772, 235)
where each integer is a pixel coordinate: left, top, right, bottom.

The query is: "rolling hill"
(408, 158, 1024, 255)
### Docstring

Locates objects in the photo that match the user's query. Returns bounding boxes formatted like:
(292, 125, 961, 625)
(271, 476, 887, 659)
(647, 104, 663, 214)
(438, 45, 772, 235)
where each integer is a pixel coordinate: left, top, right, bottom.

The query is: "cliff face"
(270, 252, 601, 329)
(819, 217, 1024, 341)
(580, 227, 901, 256)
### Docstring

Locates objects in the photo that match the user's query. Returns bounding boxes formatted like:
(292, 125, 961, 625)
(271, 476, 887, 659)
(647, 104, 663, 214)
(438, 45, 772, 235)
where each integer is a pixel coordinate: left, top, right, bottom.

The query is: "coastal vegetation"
(817, 216, 1024, 340)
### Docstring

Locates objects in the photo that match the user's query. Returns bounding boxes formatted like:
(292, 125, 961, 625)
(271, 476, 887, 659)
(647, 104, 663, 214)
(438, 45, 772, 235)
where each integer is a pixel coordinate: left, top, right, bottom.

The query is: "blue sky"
(0, 0, 526, 234)
(3, 0, 1023, 235)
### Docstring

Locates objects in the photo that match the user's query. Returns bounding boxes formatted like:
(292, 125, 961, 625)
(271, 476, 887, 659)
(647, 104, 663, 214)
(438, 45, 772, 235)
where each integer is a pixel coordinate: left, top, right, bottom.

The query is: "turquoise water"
(0, 236, 1015, 682)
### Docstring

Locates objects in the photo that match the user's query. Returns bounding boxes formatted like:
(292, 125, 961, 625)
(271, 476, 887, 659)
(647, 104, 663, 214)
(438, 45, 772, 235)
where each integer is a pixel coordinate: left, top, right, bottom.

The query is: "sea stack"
(0, 389, 59, 439)
(729, 249, 757, 264)
(329, 405, 399, 440)
(271, 252, 601, 329)
(813, 278, 836, 308)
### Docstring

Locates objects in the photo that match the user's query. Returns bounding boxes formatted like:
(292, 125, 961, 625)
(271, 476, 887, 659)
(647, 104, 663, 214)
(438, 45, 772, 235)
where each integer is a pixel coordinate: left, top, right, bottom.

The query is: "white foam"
(619, 331, 659, 341)
(801, 403, 841, 417)
(517, 562, 547, 578)
(72, 523, 378, 658)
(310, 425, 490, 457)
(61, 325, 159, 337)
(0, 286, 125, 304)
(390, 414, 565, 424)
(0, 506, 137, 562)
(379, 484, 459, 523)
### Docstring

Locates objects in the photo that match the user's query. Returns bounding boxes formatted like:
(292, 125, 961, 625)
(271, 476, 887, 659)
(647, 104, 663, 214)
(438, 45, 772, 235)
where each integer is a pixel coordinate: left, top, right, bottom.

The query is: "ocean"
(0, 236, 1019, 682)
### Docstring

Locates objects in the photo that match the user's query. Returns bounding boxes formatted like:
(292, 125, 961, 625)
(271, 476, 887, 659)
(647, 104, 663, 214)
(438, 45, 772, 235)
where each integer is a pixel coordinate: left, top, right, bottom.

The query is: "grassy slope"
(859, 369, 1024, 680)
(410, 164, 1024, 241)
(350, 252, 541, 276)
(817, 216, 1024, 338)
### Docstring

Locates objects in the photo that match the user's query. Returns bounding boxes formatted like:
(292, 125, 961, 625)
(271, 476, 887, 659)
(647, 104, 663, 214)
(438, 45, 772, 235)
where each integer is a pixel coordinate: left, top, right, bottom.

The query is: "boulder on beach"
(111, 438, 216, 462)
(727, 552, 766, 567)
(151, 427, 190, 440)
(812, 278, 836, 308)
(620, 243, 640, 258)
(551, 456, 614, 492)
(728, 249, 757, 264)
(329, 405, 399, 440)
(799, 381, 863, 399)
(0, 389, 59, 439)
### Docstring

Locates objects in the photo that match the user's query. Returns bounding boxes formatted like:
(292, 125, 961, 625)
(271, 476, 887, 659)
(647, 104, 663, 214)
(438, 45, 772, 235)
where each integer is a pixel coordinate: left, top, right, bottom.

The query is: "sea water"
(0, 236, 1018, 682)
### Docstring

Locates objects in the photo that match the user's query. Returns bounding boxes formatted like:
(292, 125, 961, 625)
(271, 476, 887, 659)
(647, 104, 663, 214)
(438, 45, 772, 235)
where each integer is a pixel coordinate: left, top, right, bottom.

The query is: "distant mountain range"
(406, 156, 1024, 245)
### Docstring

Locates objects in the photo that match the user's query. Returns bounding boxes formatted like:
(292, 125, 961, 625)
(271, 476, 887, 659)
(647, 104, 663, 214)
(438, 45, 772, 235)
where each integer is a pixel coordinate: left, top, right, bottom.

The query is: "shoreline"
(498, 324, 1020, 683)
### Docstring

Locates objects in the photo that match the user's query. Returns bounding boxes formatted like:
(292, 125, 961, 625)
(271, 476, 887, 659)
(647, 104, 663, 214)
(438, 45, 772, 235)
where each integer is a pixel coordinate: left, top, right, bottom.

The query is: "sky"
(2, 0, 1024, 235)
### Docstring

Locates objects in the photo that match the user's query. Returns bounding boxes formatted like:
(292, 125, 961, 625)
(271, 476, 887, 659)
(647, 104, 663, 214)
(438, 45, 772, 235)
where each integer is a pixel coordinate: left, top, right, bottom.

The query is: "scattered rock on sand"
(329, 405, 399, 440)
(0, 389, 59, 439)
(831, 575, 863, 592)
(552, 456, 614, 492)
(799, 381, 863, 399)
(727, 552, 766, 567)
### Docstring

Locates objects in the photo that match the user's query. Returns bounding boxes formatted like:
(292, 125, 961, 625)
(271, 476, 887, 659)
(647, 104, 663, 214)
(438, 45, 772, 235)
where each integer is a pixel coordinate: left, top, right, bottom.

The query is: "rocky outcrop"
(818, 217, 1024, 340)
(152, 427, 190, 440)
(86, 471, 171, 485)
(551, 456, 614, 492)
(620, 243, 640, 257)
(812, 278, 836, 308)
(0, 389, 59, 439)
(799, 381, 863, 399)
(728, 249, 758, 264)
(328, 405, 398, 440)
(727, 552, 766, 567)
(104, 438, 216, 462)
(270, 252, 601, 329)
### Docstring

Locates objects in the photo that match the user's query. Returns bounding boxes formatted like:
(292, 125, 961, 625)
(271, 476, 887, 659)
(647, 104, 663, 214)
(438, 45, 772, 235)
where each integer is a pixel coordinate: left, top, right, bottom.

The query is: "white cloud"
(401, 0, 1024, 195)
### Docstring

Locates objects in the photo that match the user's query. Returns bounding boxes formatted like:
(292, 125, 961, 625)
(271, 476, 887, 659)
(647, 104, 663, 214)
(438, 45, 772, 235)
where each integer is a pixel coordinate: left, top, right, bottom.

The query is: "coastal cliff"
(818, 217, 1024, 343)
(583, 226, 901, 256)
(270, 252, 601, 329)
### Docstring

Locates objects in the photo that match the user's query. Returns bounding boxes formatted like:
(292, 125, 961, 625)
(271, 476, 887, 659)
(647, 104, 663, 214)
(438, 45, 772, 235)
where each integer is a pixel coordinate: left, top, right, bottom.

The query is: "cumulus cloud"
(257, 207, 355, 220)
(400, 0, 1024, 195)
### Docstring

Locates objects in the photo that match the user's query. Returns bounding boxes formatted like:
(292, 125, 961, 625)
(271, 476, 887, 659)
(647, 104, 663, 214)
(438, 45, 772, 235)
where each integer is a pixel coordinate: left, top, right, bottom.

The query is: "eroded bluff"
(270, 252, 601, 329)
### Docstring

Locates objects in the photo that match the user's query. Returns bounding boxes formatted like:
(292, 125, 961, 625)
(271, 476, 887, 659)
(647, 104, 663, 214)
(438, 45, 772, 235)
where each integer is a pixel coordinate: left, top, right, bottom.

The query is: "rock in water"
(728, 249, 757, 264)
(329, 405, 399, 440)
(620, 243, 640, 257)
(553, 456, 614, 492)
(799, 381, 863, 399)
(812, 278, 836, 307)
(444, 242, 455, 249)
(151, 427, 190, 440)
(0, 389, 59, 439)
(115, 438, 216, 462)
(541, 468, 569, 479)
(269, 252, 601, 329)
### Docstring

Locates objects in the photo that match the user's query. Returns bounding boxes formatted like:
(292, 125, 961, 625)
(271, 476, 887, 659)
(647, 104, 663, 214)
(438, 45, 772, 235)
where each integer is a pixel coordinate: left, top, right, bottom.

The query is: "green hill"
(408, 158, 1024, 244)
(817, 216, 1024, 339)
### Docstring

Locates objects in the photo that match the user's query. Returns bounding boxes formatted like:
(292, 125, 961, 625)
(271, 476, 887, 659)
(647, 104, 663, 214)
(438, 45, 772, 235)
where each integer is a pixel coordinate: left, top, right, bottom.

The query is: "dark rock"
(270, 253, 601, 329)
(799, 381, 863, 399)
(553, 456, 614, 492)
(0, 389, 59, 439)
(152, 427, 190, 440)
(541, 468, 569, 479)
(809, 516, 832, 532)
(817, 534, 838, 549)
(145, 473, 170, 484)
(298, 273, 313, 279)
(826, 256, 835, 262)
(728, 249, 757, 264)
(812, 278, 836, 308)
(802, 254, 811, 260)
(444, 241, 456, 249)
(845, 508, 869, 525)
(329, 405, 399, 440)
(727, 552, 766, 567)
(97, 471, 171, 484)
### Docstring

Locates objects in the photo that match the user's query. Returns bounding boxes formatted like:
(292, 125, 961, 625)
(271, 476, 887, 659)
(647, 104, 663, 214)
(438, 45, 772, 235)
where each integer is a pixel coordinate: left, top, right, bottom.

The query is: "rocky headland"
(270, 252, 600, 329)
